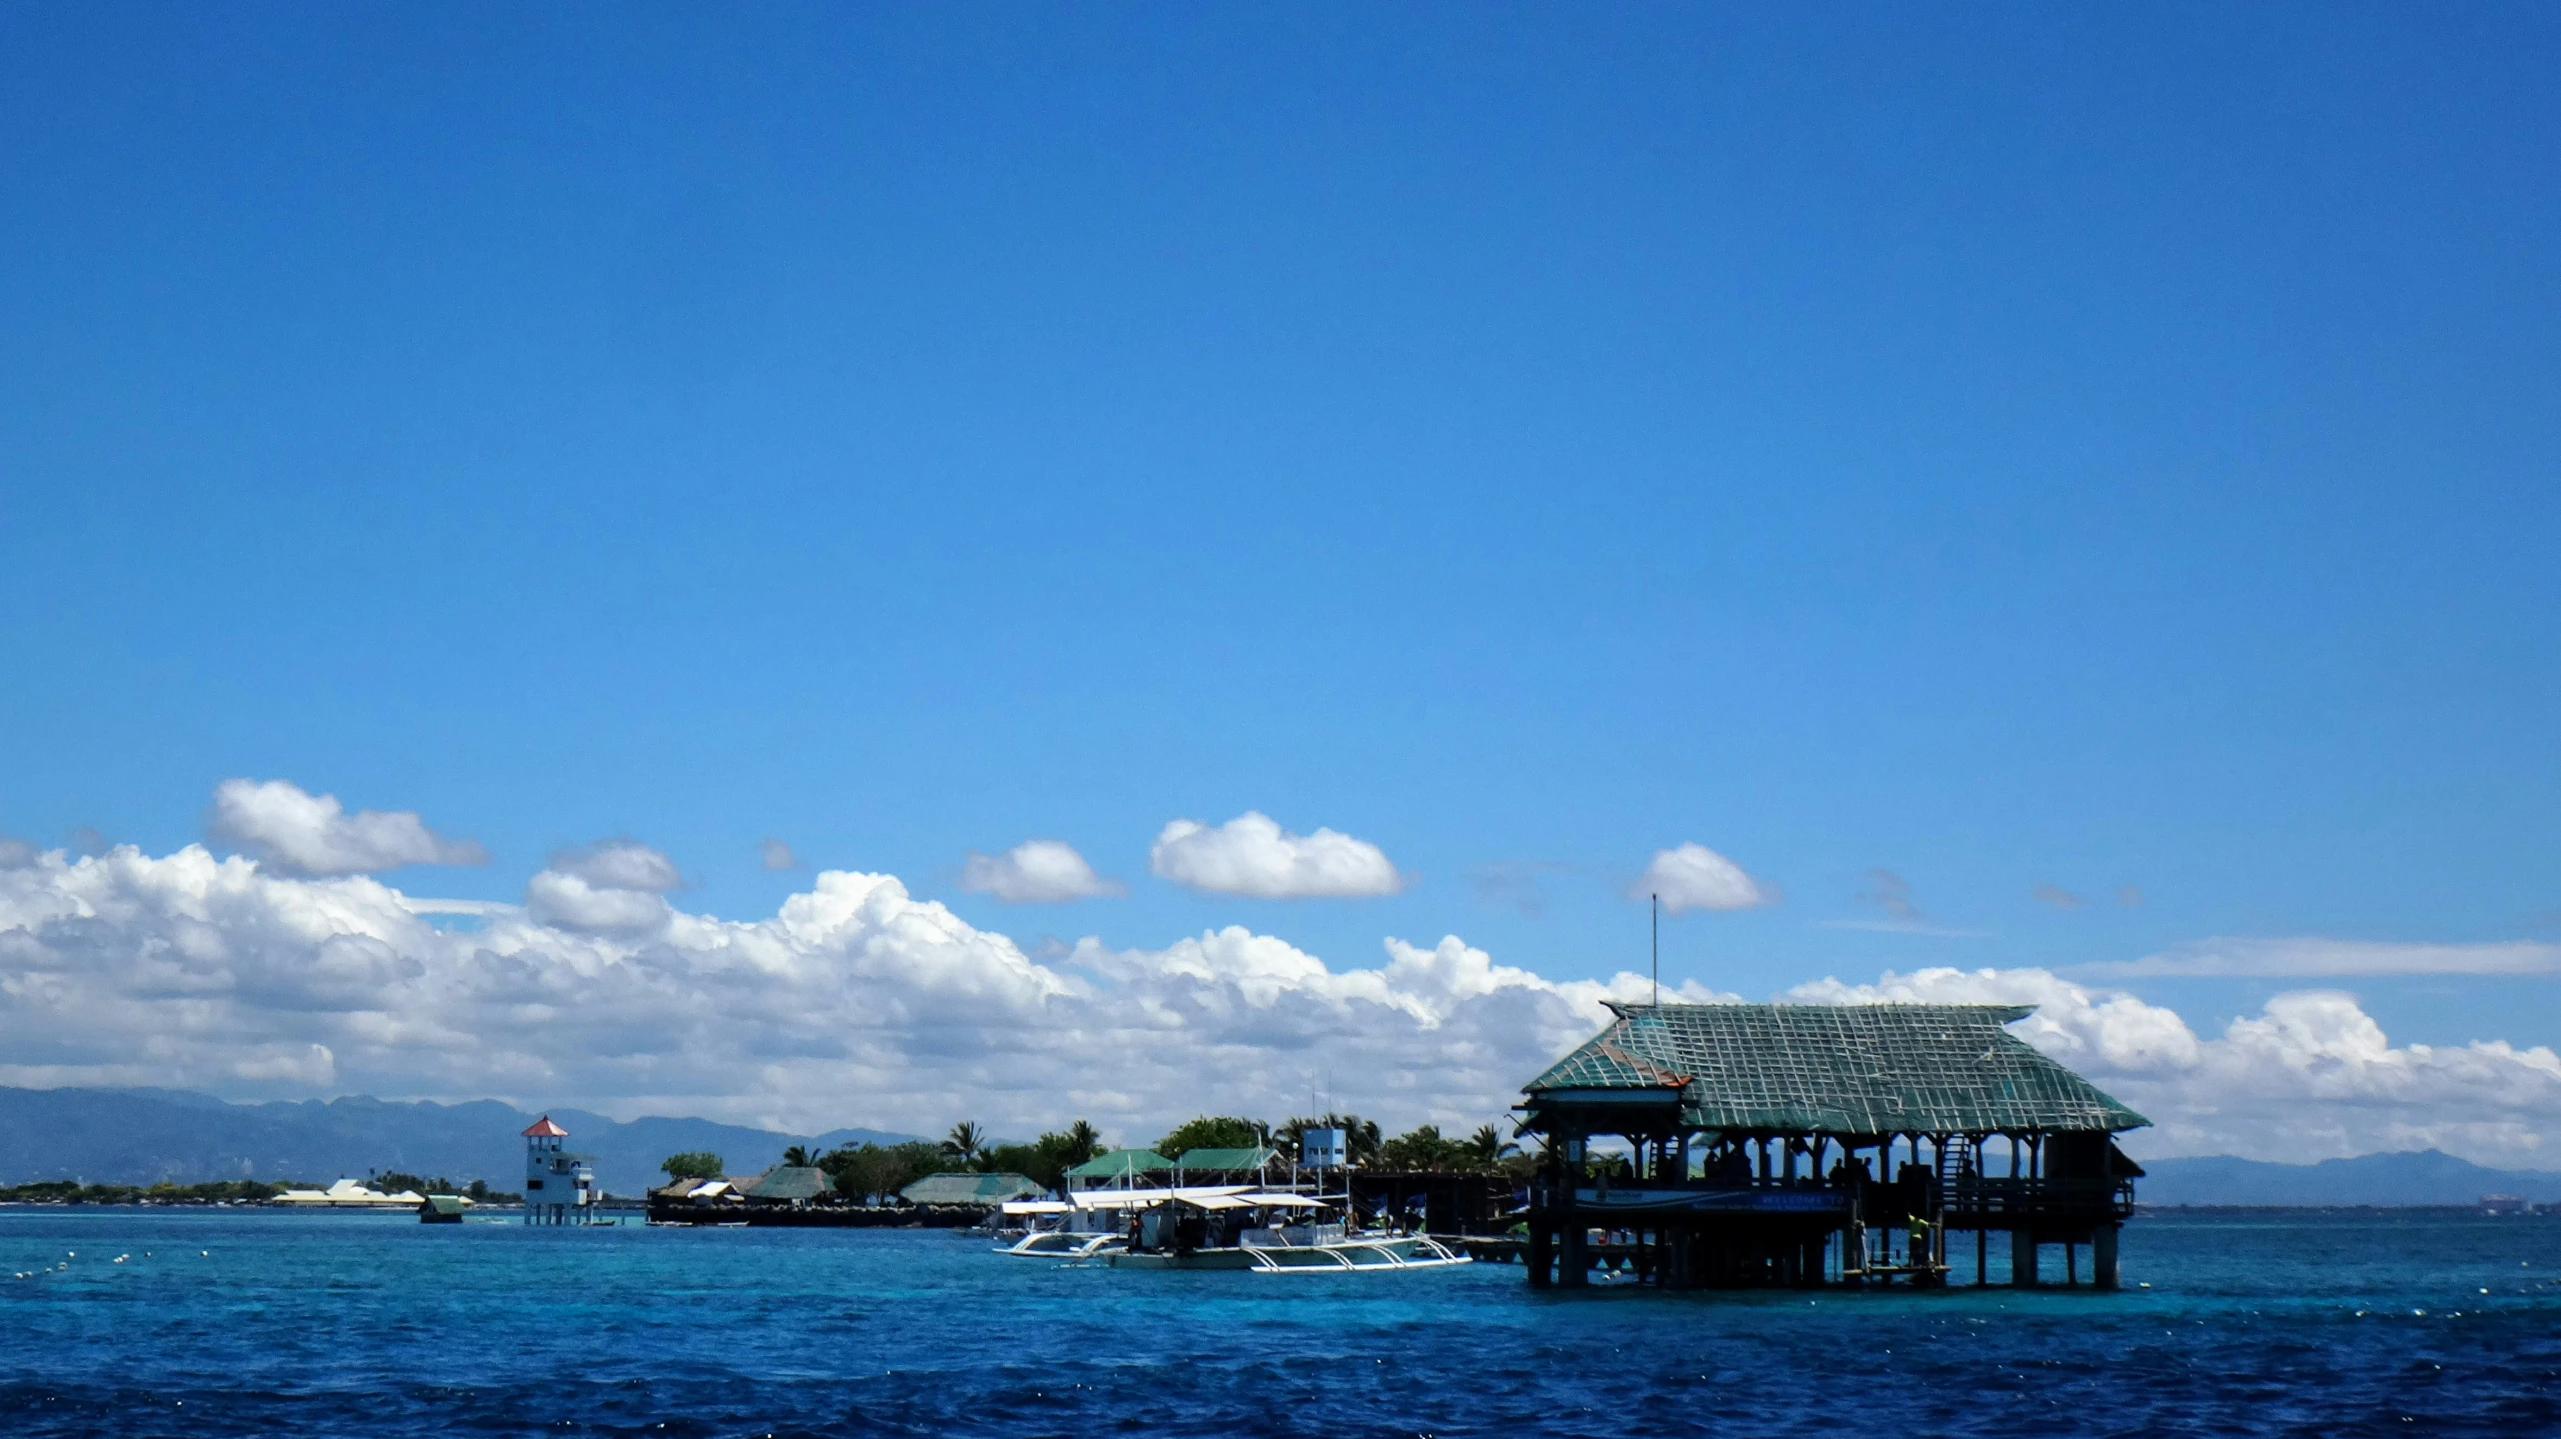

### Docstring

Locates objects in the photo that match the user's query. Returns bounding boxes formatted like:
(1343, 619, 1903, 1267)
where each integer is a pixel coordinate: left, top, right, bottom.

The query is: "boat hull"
(1096, 1236, 1473, 1273)
(1105, 1247, 1264, 1270)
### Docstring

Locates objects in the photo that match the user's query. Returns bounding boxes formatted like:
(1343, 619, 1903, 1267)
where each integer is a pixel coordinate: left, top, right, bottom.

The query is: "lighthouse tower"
(521, 1115, 594, 1225)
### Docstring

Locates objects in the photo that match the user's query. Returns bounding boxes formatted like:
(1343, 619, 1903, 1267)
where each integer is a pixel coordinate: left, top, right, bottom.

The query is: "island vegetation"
(665, 1110, 1541, 1202)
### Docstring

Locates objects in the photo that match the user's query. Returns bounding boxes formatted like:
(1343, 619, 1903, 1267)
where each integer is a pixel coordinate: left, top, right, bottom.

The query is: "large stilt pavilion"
(1518, 1002, 2146, 1291)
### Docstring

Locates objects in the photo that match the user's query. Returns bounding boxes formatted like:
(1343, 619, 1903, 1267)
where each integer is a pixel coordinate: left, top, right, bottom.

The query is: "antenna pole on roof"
(1651, 892, 1659, 1007)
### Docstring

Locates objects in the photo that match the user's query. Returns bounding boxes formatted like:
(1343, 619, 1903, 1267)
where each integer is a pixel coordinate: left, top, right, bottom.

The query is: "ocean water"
(3, 1209, 2556, 1437)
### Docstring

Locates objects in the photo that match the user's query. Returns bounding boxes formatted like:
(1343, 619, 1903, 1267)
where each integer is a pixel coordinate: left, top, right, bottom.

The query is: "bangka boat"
(992, 1186, 1470, 1274)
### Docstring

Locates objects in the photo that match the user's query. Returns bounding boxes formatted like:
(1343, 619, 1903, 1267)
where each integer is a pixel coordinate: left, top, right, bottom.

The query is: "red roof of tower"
(522, 1116, 570, 1137)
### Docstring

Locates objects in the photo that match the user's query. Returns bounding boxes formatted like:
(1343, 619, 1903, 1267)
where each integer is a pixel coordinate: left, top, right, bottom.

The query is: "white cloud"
(0, 842, 1674, 1137)
(1632, 843, 1765, 913)
(6, 840, 2559, 1166)
(759, 839, 800, 872)
(524, 841, 681, 935)
(2079, 936, 2561, 978)
(1783, 965, 2561, 1165)
(207, 778, 488, 876)
(1149, 812, 1404, 899)
(960, 839, 1124, 903)
(550, 841, 681, 893)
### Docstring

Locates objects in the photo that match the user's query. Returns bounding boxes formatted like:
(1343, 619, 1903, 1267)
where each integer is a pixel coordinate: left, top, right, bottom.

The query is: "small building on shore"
(900, 1172, 1047, 1211)
(1169, 1146, 1283, 1188)
(1517, 1001, 2146, 1291)
(1066, 1150, 1173, 1191)
(745, 1166, 832, 1208)
(271, 1178, 425, 1209)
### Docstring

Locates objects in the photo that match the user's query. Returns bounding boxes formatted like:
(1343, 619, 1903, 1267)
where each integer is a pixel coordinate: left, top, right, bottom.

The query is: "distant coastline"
(8, 1085, 2561, 1210)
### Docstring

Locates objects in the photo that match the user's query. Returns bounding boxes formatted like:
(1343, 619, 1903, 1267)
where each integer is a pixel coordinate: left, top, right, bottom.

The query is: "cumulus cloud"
(6, 840, 2559, 1165)
(0, 842, 1683, 1137)
(1632, 843, 1765, 914)
(0, 837, 34, 869)
(1149, 812, 1404, 899)
(960, 839, 1123, 903)
(1783, 965, 2561, 1165)
(2079, 937, 2561, 979)
(524, 841, 681, 936)
(760, 839, 800, 872)
(207, 779, 488, 877)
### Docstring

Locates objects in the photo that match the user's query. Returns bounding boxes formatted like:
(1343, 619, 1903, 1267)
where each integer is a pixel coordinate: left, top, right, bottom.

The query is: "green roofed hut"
(1169, 1146, 1281, 1185)
(1064, 1150, 1173, 1191)
(900, 1172, 1048, 1210)
(745, 1166, 832, 1206)
(1518, 1002, 2147, 1292)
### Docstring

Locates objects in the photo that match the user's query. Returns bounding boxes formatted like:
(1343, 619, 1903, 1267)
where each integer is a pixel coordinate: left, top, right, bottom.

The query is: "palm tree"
(943, 1121, 986, 1166)
(1062, 1119, 1100, 1163)
(1467, 1124, 1519, 1169)
(781, 1145, 814, 1167)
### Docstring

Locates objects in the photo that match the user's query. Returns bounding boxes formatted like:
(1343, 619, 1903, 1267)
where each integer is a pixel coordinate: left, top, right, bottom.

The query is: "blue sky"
(2, 6, 2558, 1141)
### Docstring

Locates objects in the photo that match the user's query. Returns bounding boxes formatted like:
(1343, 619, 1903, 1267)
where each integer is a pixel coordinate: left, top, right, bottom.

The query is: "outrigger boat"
(993, 1185, 1470, 1274)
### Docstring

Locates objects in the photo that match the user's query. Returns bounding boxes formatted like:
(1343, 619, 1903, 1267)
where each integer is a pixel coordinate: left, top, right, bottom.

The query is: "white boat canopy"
(1175, 1194, 1252, 1209)
(1068, 1185, 1251, 1210)
(1000, 1200, 1074, 1215)
(1236, 1193, 1328, 1208)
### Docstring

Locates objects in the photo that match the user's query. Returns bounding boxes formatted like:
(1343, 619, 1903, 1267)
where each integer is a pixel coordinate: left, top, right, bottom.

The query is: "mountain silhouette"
(0, 1087, 919, 1196)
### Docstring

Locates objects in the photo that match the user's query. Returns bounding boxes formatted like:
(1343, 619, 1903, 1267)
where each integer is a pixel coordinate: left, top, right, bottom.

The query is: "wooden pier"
(1517, 1003, 2145, 1291)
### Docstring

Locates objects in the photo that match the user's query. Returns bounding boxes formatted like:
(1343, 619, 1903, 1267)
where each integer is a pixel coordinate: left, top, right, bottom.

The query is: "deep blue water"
(4, 1209, 2558, 1437)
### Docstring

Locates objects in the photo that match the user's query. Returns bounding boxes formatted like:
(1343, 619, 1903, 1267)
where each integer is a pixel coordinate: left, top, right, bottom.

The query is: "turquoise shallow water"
(3, 1208, 2557, 1437)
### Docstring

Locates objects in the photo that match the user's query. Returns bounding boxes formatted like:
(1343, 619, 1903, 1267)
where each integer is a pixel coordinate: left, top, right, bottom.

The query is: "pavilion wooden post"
(1557, 1137, 1588, 1288)
(2092, 1223, 2120, 1290)
(2011, 1228, 2038, 1288)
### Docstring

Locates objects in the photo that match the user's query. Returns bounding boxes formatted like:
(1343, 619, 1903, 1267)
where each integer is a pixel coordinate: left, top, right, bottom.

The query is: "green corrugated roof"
(1065, 1149, 1172, 1179)
(1525, 1002, 2146, 1135)
(1170, 1146, 1278, 1170)
(899, 1172, 1047, 1206)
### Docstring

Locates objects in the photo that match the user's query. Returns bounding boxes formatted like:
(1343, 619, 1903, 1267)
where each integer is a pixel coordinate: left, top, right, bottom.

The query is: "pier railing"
(1541, 1171, 2134, 1227)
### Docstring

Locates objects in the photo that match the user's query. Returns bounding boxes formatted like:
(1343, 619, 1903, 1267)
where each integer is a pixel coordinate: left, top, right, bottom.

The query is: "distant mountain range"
(2136, 1150, 2561, 1207)
(0, 1087, 921, 1196)
(7, 1086, 2556, 1207)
